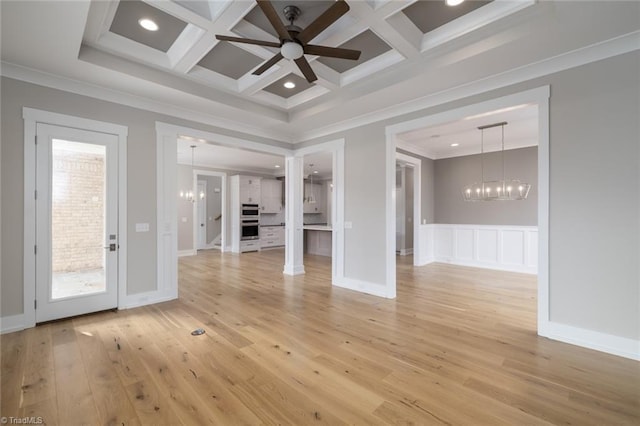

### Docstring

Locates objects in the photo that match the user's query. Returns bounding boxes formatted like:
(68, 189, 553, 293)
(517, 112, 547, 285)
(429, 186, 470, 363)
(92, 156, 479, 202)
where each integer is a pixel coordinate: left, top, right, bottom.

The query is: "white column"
(283, 156, 305, 275)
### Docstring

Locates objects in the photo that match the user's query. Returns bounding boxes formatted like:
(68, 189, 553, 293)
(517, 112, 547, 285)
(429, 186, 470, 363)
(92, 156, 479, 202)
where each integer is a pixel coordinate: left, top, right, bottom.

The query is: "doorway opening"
(385, 87, 550, 336)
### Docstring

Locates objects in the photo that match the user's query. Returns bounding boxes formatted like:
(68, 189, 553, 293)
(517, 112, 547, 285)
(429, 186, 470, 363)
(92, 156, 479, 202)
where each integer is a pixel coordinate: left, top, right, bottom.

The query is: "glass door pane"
(51, 139, 107, 300)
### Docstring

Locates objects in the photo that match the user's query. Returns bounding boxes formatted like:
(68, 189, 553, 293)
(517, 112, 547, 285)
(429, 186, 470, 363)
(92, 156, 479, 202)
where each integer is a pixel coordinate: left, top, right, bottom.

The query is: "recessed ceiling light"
(283, 81, 296, 89)
(313, 170, 319, 174)
(274, 165, 281, 168)
(138, 18, 158, 32)
(451, 143, 459, 147)
(446, 0, 465, 6)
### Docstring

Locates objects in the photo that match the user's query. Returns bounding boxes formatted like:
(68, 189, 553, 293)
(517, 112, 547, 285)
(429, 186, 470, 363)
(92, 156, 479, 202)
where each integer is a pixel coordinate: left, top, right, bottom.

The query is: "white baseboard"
(283, 264, 305, 275)
(333, 277, 391, 299)
(119, 289, 178, 310)
(1, 314, 26, 334)
(542, 321, 640, 361)
(178, 249, 197, 257)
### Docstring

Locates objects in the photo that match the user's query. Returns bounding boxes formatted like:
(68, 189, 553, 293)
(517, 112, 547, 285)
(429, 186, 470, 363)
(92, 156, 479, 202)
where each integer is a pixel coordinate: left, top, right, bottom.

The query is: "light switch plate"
(135, 223, 150, 232)
(181, 217, 187, 223)
(344, 221, 352, 229)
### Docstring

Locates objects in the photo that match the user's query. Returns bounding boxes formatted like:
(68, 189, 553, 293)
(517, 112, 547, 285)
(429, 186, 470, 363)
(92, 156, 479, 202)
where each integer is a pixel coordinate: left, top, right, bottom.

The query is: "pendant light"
(179, 145, 197, 203)
(462, 122, 531, 201)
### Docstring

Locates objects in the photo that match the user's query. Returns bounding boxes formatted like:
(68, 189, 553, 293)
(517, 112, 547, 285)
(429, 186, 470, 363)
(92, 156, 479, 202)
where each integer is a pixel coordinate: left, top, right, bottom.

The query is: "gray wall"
(434, 146, 538, 226)
(1, 51, 637, 344)
(0, 77, 287, 317)
(301, 52, 638, 341)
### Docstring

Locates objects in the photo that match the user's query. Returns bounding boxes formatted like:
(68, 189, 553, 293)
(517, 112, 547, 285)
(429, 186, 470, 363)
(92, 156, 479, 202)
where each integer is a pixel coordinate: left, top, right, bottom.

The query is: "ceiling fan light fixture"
(446, 0, 465, 6)
(281, 41, 304, 60)
(283, 81, 296, 89)
(138, 18, 158, 31)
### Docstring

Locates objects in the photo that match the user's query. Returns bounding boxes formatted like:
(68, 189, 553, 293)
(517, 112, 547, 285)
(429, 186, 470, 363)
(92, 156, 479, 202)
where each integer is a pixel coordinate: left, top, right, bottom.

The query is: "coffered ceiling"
(2, 1, 638, 143)
(82, 0, 516, 112)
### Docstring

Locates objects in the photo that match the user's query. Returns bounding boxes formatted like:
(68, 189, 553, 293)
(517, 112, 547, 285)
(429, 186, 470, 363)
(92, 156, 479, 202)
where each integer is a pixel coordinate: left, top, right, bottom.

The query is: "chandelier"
(179, 145, 205, 203)
(462, 121, 531, 201)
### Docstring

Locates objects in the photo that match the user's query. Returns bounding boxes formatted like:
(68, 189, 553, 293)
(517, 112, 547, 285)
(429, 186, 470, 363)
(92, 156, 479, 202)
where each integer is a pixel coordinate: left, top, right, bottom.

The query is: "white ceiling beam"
(347, 1, 421, 60)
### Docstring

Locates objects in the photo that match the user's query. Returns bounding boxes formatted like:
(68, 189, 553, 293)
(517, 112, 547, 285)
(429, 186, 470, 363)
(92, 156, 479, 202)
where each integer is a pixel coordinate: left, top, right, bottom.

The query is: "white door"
(197, 180, 207, 249)
(35, 123, 119, 322)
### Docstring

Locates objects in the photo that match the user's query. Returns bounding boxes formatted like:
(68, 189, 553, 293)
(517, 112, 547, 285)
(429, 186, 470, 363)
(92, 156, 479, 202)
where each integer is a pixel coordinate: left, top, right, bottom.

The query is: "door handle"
(103, 244, 117, 252)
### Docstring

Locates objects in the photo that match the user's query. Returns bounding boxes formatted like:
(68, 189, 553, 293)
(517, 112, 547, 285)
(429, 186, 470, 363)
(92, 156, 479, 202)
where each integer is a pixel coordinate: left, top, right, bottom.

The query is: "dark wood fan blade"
(294, 57, 318, 83)
(216, 35, 280, 48)
(297, 0, 350, 45)
(257, 1, 291, 41)
(253, 52, 284, 75)
(304, 44, 361, 60)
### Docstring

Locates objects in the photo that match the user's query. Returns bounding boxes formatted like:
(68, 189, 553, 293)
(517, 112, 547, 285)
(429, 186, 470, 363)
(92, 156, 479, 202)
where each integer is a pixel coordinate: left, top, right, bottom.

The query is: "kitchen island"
(303, 225, 332, 257)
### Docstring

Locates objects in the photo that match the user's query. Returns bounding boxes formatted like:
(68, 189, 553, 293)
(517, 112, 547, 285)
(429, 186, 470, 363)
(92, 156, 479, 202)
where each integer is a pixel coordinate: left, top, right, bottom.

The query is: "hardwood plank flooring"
(2, 249, 639, 425)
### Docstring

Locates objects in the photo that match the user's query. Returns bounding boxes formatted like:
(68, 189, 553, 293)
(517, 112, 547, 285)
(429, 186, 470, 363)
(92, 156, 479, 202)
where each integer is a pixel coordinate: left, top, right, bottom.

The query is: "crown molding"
(0, 61, 292, 143)
(2, 31, 638, 147)
(295, 30, 640, 143)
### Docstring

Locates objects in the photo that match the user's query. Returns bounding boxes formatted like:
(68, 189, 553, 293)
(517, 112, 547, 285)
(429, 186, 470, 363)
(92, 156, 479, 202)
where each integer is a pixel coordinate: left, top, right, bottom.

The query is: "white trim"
(192, 169, 227, 253)
(333, 277, 388, 299)
(298, 32, 639, 142)
(292, 139, 346, 285)
(544, 322, 640, 362)
(2, 62, 291, 143)
(3, 33, 637, 145)
(118, 289, 178, 310)
(396, 152, 422, 268)
(0, 314, 25, 334)
(195, 179, 207, 250)
(178, 249, 197, 257)
(425, 224, 539, 275)
(384, 86, 550, 319)
(156, 123, 180, 304)
(22, 108, 127, 328)
(283, 156, 305, 276)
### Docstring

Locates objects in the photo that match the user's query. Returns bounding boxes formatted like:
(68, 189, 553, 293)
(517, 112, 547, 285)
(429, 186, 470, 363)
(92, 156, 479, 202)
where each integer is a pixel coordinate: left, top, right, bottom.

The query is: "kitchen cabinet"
(303, 182, 324, 214)
(261, 179, 283, 214)
(239, 176, 261, 204)
(260, 226, 285, 248)
(229, 175, 262, 253)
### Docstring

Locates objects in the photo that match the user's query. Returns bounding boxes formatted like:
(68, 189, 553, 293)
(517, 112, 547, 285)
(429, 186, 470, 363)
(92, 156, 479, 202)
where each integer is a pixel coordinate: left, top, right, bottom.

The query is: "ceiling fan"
(215, 0, 361, 83)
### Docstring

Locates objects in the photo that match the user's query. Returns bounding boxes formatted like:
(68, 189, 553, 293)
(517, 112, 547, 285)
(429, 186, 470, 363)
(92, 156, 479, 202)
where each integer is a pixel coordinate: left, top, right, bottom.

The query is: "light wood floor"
(2, 250, 639, 425)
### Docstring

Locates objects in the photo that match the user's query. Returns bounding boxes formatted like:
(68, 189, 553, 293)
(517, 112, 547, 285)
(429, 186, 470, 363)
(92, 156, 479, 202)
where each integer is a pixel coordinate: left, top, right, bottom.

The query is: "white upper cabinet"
(261, 179, 283, 213)
(239, 176, 261, 204)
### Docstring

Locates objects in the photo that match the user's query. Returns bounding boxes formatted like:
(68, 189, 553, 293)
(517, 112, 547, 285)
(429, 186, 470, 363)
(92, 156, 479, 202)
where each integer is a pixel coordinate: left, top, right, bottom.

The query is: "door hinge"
(35, 135, 38, 145)
(34, 245, 37, 255)
(34, 190, 38, 200)
(34, 300, 37, 310)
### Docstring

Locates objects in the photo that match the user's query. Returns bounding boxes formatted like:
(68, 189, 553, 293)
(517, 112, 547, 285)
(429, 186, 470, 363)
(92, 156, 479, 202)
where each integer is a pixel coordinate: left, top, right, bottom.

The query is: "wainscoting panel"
(455, 228, 474, 261)
(420, 224, 538, 274)
(502, 230, 525, 266)
(477, 229, 499, 263)
(435, 227, 454, 260)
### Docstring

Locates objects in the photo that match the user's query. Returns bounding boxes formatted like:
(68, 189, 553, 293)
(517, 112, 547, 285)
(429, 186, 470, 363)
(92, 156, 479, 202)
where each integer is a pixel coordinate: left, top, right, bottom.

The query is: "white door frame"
(396, 153, 422, 262)
(23, 107, 128, 328)
(155, 122, 293, 298)
(291, 139, 346, 282)
(196, 179, 207, 249)
(385, 86, 550, 335)
(193, 170, 226, 251)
